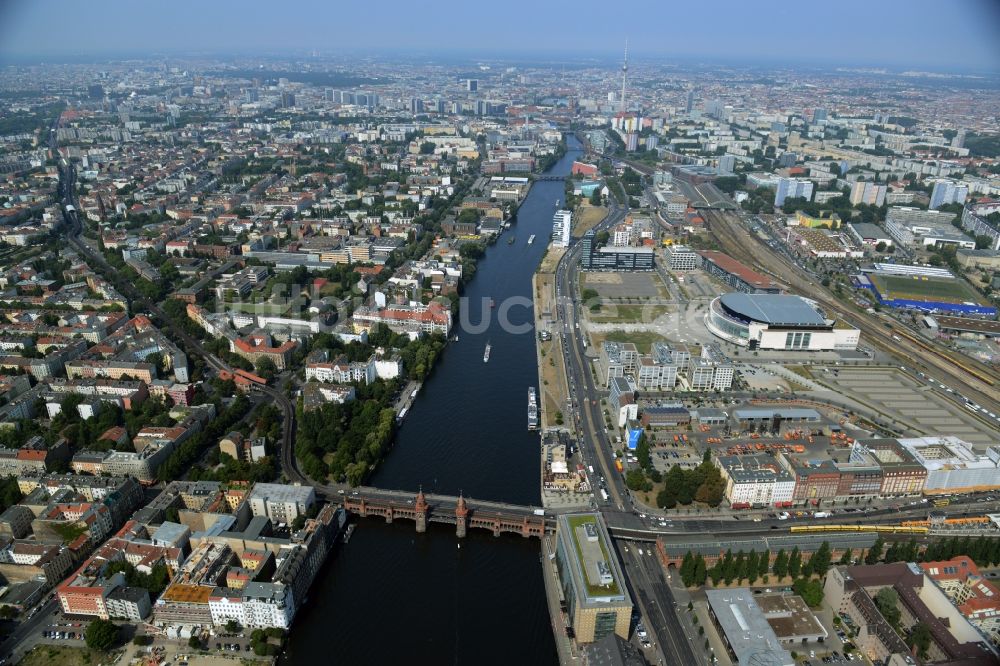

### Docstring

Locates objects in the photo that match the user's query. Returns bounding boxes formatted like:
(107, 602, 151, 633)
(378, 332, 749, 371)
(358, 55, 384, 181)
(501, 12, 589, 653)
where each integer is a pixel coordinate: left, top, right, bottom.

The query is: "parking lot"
(819, 366, 998, 447)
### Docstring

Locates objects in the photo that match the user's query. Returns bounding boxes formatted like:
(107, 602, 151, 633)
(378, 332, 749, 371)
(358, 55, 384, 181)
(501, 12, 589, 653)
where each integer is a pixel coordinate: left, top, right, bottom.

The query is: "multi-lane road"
(554, 197, 631, 512)
(619, 543, 700, 666)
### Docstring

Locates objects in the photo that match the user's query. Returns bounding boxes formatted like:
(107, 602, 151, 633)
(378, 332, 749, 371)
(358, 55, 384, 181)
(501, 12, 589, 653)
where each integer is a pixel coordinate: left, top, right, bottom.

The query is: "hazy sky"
(2, 0, 999, 72)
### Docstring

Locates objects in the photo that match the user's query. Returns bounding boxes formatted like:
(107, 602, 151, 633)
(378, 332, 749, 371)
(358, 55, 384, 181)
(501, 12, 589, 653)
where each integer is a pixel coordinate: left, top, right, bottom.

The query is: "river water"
(284, 138, 583, 665)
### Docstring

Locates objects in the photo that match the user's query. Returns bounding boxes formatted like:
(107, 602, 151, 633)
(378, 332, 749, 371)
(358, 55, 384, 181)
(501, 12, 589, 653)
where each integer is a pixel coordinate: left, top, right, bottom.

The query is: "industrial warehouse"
(706, 293, 860, 351)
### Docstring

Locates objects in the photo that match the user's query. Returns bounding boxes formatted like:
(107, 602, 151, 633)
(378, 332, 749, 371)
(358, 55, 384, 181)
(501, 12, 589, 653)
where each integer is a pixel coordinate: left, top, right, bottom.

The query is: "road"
(619, 543, 700, 666)
(555, 196, 631, 512)
(0, 598, 59, 662)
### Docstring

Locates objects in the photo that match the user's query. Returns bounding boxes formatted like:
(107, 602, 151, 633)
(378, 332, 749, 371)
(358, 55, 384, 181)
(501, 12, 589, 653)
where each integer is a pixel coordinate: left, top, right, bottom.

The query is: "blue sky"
(1, 0, 999, 72)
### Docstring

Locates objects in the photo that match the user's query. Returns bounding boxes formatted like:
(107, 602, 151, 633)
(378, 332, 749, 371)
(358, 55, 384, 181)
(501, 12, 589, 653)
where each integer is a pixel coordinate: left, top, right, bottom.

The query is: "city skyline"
(2, 2, 1000, 664)
(1, 0, 1000, 73)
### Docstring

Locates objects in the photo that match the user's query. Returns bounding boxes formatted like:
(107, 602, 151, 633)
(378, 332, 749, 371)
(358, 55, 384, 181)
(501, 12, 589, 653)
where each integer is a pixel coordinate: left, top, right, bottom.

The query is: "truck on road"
(532, 509, 545, 516)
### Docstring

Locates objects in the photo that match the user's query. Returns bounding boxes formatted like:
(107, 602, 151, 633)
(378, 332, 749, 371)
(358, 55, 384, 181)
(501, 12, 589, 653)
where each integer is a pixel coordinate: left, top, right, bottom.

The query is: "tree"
(746, 551, 760, 584)
(694, 555, 707, 586)
(874, 587, 902, 629)
(680, 551, 695, 587)
(255, 357, 278, 381)
(589, 188, 602, 206)
(758, 549, 771, 578)
(85, 618, 118, 651)
(419, 141, 436, 155)
(225, 619, 241, 633)
(188, 635, 202, 649)
(839, 548, 853, 565)
(788, 547, 802, 578)
(636, 432, 652, 472)
(656, 486, 677, 509)
(792, 577, 824, 607)
(773, 549, 789, 578)
(866, 536, 884, 565)
(908, 622, 932, 659)
(811, 542, 833, 576)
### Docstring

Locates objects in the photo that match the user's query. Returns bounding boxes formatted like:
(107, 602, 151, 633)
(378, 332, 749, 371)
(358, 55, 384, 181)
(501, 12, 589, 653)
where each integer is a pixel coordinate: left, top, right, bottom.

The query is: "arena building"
(706, 293, 860, 351)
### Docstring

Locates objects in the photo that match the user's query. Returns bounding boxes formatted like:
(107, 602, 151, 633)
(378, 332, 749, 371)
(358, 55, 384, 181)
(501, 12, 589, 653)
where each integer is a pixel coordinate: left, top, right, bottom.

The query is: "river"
(284, 137, 583, 665)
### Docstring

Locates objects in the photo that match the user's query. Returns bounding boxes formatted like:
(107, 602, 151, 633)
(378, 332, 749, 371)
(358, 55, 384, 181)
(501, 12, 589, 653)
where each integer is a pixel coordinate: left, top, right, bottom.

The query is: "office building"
(920, 556, 1000, 646)
(665, 245, 698, 271)
(705, 99, 724, 119)
(774, 178, 813, 207)
(599, 341, 638, 384)
(884, 206, 971, 249)
(930, 179, 969, 209)
(824, 564, 995, 665)
(899, 436, 1000, 493)
(698, 251, 780, 294)
(716, 454, 796, 508)
(717, 154, 736, 175)
(705, 589, 795, 666)
(554, 514, 632, 643)
(247, 483, 316, 525)
(552, 210, 572, 248)
(580, 230, 654, 271)
(466, 79, 478, 92)
(849, 181, 887, 207)
(961, 200, 1000, 251)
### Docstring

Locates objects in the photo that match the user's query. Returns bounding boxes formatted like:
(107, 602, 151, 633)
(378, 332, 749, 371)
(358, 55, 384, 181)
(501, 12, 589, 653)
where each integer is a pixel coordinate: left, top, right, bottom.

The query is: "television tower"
(619, 39, 629, 115)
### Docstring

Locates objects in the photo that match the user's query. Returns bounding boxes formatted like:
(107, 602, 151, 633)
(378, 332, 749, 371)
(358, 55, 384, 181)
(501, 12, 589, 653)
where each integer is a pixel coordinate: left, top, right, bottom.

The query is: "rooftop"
(705, 589, 794, 666)
(558, 513, 630, 607)
(698, 250, 775, 290)
(247, 483, 316, 505)
(719, 293, 825, 326)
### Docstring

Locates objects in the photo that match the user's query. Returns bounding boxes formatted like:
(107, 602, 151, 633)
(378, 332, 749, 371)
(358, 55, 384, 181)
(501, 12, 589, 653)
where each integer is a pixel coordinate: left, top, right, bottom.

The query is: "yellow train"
(891, 326, 996, 387)
(789, 524, 929, 535)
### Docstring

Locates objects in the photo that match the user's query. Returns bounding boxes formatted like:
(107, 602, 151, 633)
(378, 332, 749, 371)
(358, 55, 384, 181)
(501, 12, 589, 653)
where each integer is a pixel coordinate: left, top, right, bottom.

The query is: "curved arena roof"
(719, 293, 825, 327)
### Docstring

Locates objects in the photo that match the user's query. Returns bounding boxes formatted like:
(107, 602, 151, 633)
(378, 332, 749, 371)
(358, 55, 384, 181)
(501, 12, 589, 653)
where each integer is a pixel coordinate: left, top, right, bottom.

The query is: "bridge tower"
(455, 493, 468, 538)
(415, 488, 428, 533)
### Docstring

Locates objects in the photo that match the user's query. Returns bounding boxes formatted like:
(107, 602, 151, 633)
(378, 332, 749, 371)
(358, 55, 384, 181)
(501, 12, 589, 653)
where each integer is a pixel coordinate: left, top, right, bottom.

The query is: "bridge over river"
(342, 488, 547, 538)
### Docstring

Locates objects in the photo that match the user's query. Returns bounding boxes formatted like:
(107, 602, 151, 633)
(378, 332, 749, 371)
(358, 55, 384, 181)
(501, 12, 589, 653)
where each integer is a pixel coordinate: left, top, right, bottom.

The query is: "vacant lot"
(537, 245, 565, 274)
(582, 271, 667, 300)
(588, 303, 671, 323)
(535, 273, 556, 318)
(539, 334, 569, 429)
(573, 204, 608, 238)
(20, 646, 105, 666)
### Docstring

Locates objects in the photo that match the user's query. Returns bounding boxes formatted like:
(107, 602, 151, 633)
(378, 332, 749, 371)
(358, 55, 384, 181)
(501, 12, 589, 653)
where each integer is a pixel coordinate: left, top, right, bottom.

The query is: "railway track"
(703, 209, 1000, 415)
